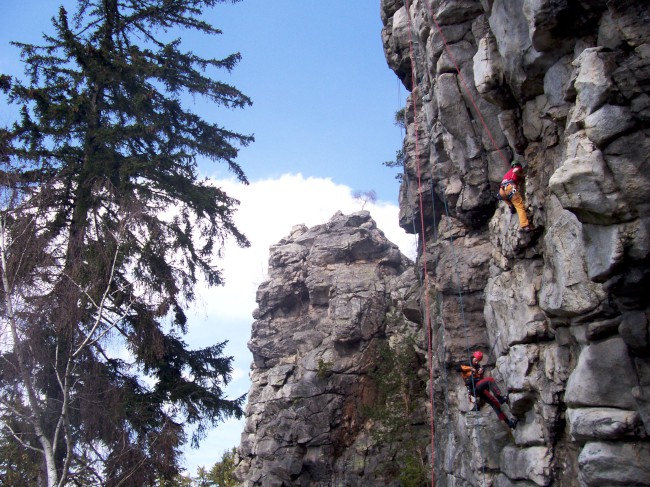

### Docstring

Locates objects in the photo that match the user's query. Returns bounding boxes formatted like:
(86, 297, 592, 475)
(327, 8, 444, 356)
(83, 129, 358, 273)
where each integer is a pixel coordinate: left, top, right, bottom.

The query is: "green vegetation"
(166, 447, 238, 486)
(317, 358, 334, 379)
(0, 433, 41, 487)
(394, 107, 407, 129)
(383, 108, 406, 182)
(383, 148, 405, 182)
(365, 337, 429, 487)
(193, 447, 238, 486)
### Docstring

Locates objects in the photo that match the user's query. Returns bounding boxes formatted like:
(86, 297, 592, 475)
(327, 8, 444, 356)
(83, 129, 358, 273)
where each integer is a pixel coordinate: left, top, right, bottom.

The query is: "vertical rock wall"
(381, 0, 650, 486)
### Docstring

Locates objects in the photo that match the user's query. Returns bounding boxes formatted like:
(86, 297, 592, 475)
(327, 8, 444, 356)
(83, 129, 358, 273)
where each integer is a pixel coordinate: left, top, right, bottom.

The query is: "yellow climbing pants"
(500, 184, 529, 228)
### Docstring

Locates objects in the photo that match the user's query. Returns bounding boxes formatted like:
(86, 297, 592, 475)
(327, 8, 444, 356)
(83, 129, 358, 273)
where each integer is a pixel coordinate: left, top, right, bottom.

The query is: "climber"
(456, 351, 518, 429)
(499, 160, 534, 233)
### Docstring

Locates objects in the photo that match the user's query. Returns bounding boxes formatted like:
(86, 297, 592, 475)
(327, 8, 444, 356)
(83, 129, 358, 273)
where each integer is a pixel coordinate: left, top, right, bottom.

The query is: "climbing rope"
(431, 145, 489, 487)
(403, 2, 435, 486)
(428, 183, 446, 413)
(419, 1, 507, 398)
(429, 180, 454, 474)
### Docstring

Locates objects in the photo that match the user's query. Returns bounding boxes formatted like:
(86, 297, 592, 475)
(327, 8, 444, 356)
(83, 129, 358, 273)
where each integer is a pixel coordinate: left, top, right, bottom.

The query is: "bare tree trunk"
(0, 215, 59, 487)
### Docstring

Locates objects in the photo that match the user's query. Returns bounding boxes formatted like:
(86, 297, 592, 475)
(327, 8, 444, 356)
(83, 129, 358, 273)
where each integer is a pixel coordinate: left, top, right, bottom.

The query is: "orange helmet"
(472, 351, 483, 361)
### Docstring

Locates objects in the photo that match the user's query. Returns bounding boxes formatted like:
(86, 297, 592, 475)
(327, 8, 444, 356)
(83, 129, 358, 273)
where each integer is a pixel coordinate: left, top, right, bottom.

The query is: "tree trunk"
(0, 217, 59, 487)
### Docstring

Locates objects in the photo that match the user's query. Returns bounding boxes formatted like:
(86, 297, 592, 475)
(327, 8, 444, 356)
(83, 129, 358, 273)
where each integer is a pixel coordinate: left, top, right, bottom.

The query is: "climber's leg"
(481, 390, 506, 421)
(475, 377, 506, 403)
(510, 192, 529, 228)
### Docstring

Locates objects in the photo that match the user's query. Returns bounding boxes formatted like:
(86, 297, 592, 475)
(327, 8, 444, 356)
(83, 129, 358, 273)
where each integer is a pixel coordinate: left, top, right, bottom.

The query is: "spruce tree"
(0, 1, 252, 485)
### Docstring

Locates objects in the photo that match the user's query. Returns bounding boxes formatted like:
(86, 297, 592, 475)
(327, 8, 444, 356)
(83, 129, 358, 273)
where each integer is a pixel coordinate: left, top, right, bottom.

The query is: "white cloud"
(182, 173, 415, 473)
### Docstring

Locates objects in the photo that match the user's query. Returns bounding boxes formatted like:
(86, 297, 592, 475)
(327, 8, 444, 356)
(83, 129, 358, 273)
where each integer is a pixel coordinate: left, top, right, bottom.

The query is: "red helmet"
(472, 351, 483, 361)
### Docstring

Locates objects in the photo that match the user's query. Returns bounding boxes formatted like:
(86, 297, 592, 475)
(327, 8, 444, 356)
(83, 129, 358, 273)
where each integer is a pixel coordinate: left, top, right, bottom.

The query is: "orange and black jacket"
(456, 362, 483, 386)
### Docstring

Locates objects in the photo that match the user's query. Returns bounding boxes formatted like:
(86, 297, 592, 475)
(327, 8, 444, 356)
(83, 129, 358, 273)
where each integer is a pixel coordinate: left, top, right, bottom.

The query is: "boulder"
(538, 210, 607, 316)
(570, 48, 617, 118)
(565, 337, 638, 409)
(500, 445, 552, 486)
(567, 407, 643, 442)
(549, 139, 632, 225)
(604, 130, 650, 218)
(578, 441, 650, 486)
(485, 260, 549, 347)
(584, 104, 636, 147)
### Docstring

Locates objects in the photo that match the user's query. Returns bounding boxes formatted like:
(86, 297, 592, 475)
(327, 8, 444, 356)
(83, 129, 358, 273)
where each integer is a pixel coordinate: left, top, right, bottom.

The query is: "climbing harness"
(499, 182, 517, 200)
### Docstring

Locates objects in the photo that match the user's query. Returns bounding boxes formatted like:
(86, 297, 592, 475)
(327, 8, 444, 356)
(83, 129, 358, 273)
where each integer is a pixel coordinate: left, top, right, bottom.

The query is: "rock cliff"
(235, 211, 427, 485)
(382, 0, 650, 485)
(235, 1, 650, 486)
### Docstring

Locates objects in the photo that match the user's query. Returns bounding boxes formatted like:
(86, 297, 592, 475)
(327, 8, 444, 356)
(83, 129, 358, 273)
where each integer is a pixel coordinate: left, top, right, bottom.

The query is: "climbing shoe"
(507, 418, 519, 429)
(519, 225, 535, 233)
(498, 395, 508, 405)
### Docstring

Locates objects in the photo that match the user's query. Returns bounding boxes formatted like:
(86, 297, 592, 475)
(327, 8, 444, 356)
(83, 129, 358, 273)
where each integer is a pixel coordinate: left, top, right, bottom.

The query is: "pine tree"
(0, 1, 252, 485)
(207, 447, 238, 486)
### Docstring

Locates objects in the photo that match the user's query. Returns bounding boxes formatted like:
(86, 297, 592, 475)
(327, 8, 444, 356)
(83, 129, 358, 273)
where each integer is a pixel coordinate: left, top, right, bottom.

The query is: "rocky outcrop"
(234, 211, 427, 486)
(380, 0, 650, 486)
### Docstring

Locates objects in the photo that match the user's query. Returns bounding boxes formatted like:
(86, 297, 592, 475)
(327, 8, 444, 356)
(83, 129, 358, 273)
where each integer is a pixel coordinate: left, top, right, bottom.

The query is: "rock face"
(235, 211, 427, 486)
(236, 1, 650, 485)
(379, 0, 650, 485)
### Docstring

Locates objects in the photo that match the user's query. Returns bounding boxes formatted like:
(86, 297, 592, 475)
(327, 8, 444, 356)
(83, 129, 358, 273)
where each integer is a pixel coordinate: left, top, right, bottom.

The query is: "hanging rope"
(431, 150, 489, 487)
(403, 2, 478, 484)
(420, 1, 506, 399)
(428, 183, 447, 413)
(403, 2, 435, 486)
(429, 180, 455, 474)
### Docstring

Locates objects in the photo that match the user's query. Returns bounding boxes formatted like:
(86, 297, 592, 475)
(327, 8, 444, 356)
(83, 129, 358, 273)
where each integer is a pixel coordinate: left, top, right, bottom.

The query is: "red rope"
(423, 3, 511, 165)
(403, 1, 435, 485)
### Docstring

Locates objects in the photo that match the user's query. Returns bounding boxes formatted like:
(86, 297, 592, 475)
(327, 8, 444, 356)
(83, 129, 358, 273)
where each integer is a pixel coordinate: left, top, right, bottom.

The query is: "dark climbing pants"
(468, 377, 507, 422)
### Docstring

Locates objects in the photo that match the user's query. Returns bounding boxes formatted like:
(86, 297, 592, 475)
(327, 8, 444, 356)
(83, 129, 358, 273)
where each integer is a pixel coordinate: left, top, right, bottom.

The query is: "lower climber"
(456, 351, 518, 429)
(499, 160, 534, 233)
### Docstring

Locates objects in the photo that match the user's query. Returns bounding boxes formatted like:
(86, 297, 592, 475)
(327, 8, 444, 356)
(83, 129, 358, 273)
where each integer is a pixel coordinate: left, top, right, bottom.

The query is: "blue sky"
(0, 0, 413, 474)
(195, 1, 406, 197)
